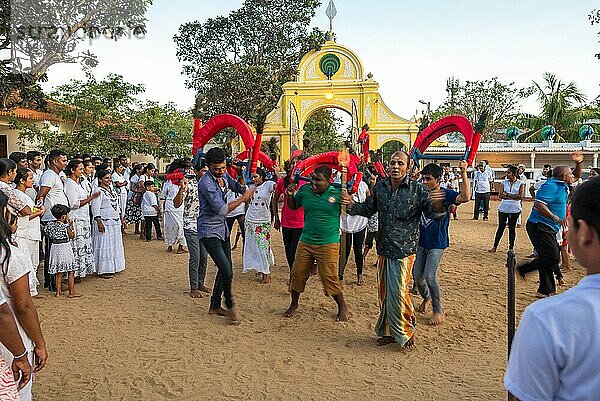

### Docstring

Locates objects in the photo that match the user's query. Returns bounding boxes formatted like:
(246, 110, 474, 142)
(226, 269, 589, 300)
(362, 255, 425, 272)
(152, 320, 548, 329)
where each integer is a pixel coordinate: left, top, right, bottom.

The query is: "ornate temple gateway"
(263, 34, 416, 164)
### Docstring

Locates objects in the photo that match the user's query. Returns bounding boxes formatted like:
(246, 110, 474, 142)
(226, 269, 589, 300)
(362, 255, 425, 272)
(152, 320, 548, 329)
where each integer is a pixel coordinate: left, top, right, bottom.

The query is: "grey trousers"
(184, 229, 208, 290)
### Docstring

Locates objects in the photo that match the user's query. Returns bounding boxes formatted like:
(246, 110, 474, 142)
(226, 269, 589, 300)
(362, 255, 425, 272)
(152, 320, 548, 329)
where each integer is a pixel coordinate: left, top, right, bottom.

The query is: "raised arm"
(455, 161, 471, 204)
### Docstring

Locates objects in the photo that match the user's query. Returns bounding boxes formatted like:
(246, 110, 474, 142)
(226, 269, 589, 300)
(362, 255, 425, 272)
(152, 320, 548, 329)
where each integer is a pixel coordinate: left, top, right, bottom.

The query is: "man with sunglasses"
(284, 165, 351, 322)
(342, 151, 446, 348)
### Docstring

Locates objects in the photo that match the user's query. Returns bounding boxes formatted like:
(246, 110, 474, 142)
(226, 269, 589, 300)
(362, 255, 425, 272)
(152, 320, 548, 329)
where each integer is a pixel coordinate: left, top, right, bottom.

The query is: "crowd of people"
(0, 143, 598, 399)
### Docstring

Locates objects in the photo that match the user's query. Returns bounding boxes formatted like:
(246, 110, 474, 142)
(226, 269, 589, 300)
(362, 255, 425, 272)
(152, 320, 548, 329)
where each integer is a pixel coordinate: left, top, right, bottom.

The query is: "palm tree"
(521, 73, 596, 142)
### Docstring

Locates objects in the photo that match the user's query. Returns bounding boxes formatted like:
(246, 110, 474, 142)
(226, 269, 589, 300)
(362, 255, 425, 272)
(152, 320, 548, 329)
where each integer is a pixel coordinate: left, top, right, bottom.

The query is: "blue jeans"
(184, 229, 208, 291)
(201, 237, 234, 309)
(413, 247, 445, 314)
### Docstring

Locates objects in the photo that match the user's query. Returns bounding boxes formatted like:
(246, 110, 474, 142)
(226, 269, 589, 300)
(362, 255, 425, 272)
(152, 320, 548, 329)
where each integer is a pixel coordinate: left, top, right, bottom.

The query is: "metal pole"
(506, 249, 517, 401)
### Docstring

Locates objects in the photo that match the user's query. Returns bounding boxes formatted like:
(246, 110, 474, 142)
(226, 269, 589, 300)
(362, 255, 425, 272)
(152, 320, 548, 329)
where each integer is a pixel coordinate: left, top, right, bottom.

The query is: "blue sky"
(42, 0, 600, 118)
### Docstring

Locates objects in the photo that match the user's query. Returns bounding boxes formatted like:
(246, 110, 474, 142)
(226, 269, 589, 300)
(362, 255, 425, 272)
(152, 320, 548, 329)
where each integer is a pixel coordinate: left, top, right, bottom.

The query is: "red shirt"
(275, 177, 304, 229)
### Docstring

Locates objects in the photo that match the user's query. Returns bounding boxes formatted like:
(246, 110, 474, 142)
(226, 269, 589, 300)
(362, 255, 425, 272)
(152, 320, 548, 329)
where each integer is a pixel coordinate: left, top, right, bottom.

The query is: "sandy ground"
(31, 200, 583, 401)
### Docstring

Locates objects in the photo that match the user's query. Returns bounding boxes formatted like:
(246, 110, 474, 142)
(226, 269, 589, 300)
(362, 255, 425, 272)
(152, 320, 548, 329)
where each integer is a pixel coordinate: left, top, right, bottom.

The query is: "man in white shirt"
(36, 149, 68, 291)
(472, 161, 494, 220)
(505, 177, 600, 401)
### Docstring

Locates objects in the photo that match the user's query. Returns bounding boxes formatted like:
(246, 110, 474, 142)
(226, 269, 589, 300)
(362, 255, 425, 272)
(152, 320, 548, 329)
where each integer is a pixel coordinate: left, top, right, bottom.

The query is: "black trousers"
(226, 215, 245, 241)
(473, 192, 490, 219)
(201, 237, 234, 310)
(518, 221, 560, 295)
(339, 228, 367, 278)
(144, 216, 162, 240)
(281, 227, 303, 270)
(493, 211, 521, 250)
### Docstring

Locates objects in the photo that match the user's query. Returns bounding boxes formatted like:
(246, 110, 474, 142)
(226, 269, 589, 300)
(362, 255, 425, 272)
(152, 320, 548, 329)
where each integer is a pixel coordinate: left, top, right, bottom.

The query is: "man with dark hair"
(472, 161, 494, 220)
(284, 164, 351, 321)
(36, 149, 68, 291)
(517, 153, 584, 298)
(9, 152, 28, 170)
(414, 161, 470, 326)
(505, 177, 600, 400)
(343, 151, 446, 348)
(197, 147, 254, 325)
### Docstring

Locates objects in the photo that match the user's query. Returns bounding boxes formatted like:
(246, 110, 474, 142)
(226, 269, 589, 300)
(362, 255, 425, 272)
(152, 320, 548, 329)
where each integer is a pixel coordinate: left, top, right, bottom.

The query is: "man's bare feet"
(176, 246, 188, 254)
(376, 336, 396, 346)
(357, 274, 364, 285)
(429, 313, 445, 325)
(33, 294, 48, 299)
(404, 335, 416, 349)
(54, 292, 62, 298)
(284, 303, 298, 318)
(260, 274, 271, 284)
(488, 247, 497, 253)
(417, 299, 431, 314)
(335, 308, 352, 322)
(199, 285, 212, 293)
(167, 246, 173, 253)
(227, 308, 241, 325)
(68, 292, 82, 298)
(208, 307, 228, 316)
(190, 290, 203, 298)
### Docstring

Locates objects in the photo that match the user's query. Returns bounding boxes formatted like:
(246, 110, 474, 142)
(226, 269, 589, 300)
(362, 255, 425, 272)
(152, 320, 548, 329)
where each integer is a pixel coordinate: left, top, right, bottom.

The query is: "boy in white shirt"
(141, 180, 162, 242)
(505, 177, 600, 400)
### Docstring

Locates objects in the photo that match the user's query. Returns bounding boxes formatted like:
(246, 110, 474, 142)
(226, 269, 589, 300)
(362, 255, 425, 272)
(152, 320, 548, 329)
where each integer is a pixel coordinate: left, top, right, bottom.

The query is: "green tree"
(302, 109, 343, 154)
(431, 77, 529, 141)
(174, 0, 326, 127)
(0, 0, 46, 110)
(14, 74, 192, 157)
(521, 72, 597, 142)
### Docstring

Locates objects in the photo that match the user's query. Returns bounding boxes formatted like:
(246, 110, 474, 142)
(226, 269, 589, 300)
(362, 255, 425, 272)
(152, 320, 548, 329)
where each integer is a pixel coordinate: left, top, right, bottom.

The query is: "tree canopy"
(591, 9, 600, 60)
(431, 77, 529, 141)
(174, 0, 326, 127)
(302, 109, 343, 154)
(14, 74, 192, 158)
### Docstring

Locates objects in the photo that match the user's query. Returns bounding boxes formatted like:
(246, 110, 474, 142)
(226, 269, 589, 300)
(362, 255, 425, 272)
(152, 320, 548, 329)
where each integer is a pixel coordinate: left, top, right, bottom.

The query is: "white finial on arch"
(326, 0, 337, 33)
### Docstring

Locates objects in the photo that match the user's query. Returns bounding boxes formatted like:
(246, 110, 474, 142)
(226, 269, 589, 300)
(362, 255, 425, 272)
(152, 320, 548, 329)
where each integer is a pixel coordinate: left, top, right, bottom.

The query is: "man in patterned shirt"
(342, 151, 445, 348)
(174, 159, 210, 299)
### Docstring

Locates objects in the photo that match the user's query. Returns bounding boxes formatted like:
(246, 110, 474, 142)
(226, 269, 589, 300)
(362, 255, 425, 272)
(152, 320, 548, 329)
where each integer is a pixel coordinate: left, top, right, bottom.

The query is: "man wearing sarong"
(342, 151, 445, 348)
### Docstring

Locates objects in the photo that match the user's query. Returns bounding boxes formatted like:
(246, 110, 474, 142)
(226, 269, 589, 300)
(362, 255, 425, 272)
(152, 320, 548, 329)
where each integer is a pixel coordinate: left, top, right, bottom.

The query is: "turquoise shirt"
(528, 178, 568, 233)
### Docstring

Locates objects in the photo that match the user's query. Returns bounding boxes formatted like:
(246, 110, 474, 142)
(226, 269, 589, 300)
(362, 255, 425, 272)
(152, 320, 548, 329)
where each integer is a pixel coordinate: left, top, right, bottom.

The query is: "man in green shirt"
(284, 165, 351, 321)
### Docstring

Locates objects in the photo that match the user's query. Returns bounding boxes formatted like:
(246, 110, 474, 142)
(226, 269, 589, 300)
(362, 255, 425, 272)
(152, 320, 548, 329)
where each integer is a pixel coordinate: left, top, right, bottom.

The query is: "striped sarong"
(376, 254, 416, 346)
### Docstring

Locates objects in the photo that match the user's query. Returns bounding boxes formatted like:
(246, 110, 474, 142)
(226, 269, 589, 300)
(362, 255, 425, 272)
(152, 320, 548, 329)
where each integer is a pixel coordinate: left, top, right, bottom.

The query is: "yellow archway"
(263, 38, 418, 164)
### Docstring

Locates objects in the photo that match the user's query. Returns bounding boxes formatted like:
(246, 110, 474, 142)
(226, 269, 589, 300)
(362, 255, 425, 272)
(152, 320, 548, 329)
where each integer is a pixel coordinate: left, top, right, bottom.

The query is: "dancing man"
(414, 161, 470, 326)
(284, 165, 351, 322)
(517, 153, 583, 298)
(342, 151, 445, 348)
(197, 148, 254, 325)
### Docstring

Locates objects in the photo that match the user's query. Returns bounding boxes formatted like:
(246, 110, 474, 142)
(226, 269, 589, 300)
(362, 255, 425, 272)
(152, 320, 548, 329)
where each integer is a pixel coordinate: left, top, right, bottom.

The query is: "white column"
(530, 152, 536, 169)
(594, 152, 598, 168)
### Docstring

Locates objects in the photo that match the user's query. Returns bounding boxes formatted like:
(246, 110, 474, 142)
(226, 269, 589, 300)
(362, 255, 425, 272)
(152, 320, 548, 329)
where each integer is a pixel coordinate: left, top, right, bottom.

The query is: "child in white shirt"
(141, 180, 162, 242)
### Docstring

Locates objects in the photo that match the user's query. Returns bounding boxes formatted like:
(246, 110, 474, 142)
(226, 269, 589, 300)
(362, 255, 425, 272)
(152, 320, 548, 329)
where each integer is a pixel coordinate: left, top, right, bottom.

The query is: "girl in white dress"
(12, 169, 45, 296)
(46, 205, 79, 298)
(243, 169, 275, 284)
(160, 166, 186, 253)
(91, 170, 126, 278)
(63, 160, 100, 278)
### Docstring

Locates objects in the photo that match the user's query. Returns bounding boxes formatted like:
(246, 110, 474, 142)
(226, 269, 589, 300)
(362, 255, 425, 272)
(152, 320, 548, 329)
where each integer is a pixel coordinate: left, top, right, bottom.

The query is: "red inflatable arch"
(192, 114, 255, 155)
(235, 149, 275, 171)
(294, 151, 360, 178)
(410, 115, 482, 167)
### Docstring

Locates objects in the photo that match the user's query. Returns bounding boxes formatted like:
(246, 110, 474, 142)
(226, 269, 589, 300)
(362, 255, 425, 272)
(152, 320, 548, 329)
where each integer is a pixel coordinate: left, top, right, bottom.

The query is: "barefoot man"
(342, 151, 446, 348)
(414, 161, 470, 326)
(284, 165, 352, 322)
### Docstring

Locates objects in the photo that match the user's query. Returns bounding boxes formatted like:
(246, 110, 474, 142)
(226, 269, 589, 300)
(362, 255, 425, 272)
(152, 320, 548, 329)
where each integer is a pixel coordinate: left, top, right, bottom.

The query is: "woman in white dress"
(91, 170, 126, 278)
(64, 160, 100, 278)
(160, 164, 187, 253)
(111, 163, 128, 223)
(0, 191, 47, 401)
(243, 169, 275, 284)
(12, 169, 45, 296)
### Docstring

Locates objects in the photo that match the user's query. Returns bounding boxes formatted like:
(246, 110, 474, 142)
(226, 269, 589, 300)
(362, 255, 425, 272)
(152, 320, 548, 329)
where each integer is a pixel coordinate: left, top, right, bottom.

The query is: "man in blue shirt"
(197, 147, 254, 325)
(413, 161, 470, 325)
(517, 155, 583, 297)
